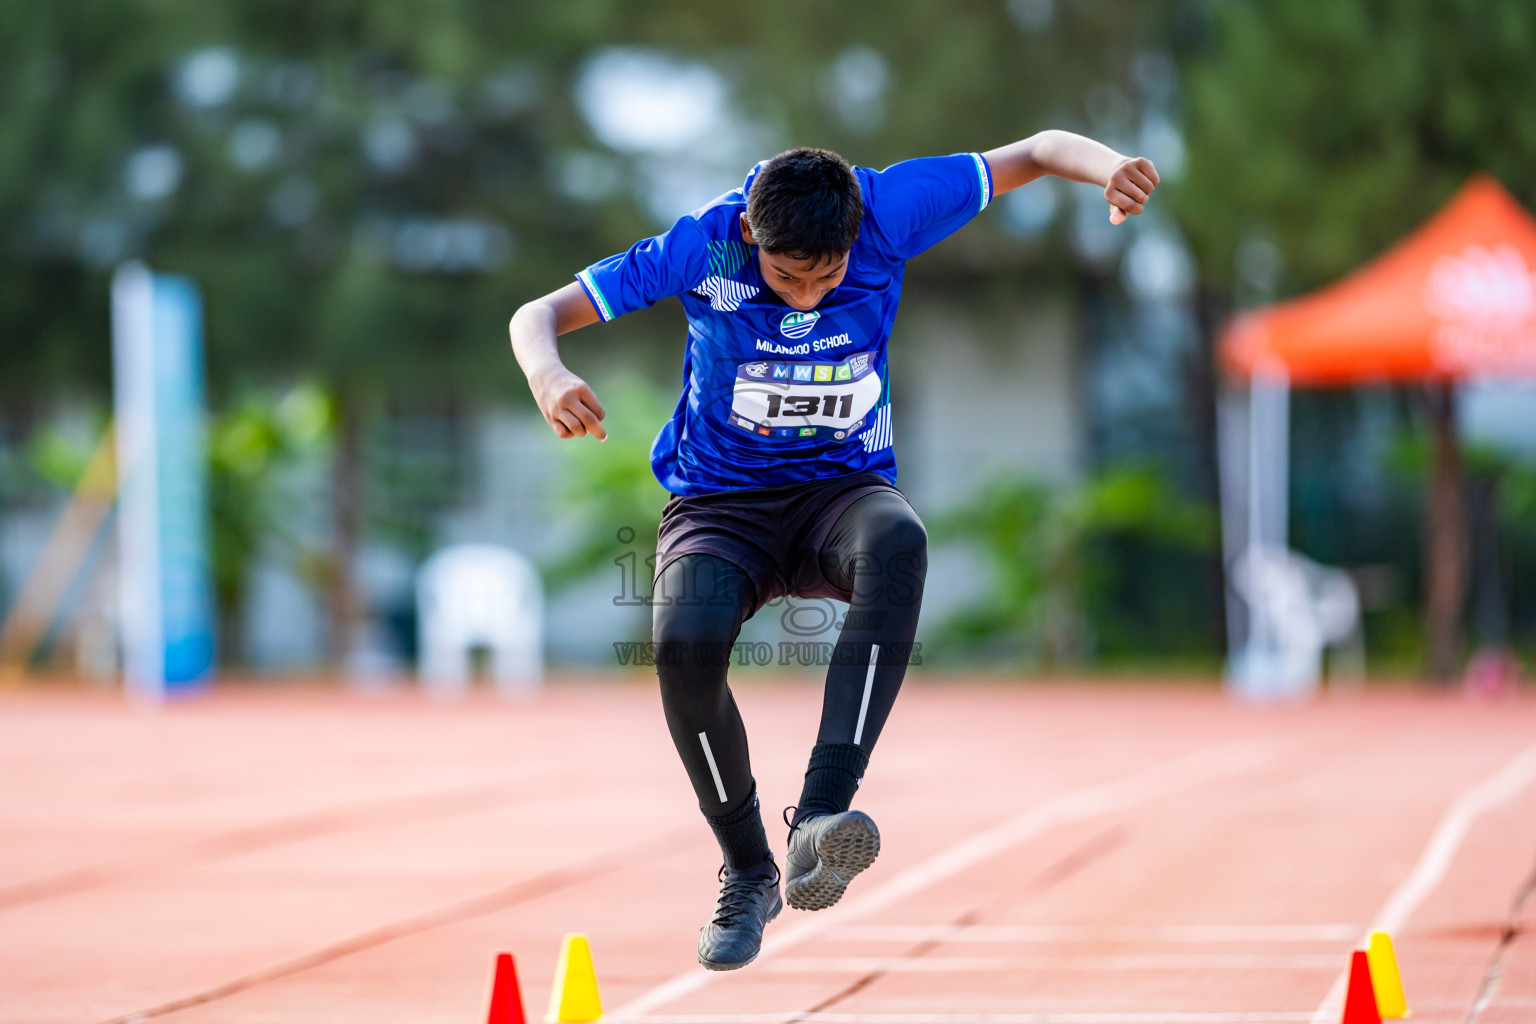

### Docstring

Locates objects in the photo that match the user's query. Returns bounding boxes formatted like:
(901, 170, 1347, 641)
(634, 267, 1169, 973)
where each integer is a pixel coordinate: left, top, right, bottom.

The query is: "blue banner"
(112, 263, 215, 696)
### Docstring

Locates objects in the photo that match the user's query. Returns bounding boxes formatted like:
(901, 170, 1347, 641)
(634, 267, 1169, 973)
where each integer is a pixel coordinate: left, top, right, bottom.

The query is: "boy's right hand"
(531, 366, 607, 441)
(1106, 156, 1159, 225)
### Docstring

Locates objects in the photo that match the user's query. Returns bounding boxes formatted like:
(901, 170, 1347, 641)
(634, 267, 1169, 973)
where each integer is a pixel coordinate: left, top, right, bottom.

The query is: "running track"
(2, 680, 1535, 1024)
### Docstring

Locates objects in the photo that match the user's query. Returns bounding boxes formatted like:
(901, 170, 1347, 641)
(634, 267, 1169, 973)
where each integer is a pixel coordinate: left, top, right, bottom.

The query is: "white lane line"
(830, 924, 1357, 944)
(767, 955, 1341, 972)
(853, 645, 878, 745)
(609, 737, 1285, 1019)
(1308, 741, 1536, 1024)
(617, 1013, 1316, 1023)
(698, 732, 728, 804)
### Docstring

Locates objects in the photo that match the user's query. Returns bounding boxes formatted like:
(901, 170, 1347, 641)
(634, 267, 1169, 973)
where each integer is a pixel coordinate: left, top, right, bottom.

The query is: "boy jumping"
(510, 131, 1157, 970)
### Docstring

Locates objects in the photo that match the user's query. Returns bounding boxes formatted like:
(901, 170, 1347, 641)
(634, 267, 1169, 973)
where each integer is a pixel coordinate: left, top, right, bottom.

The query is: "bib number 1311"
(765, 393, 854, 419)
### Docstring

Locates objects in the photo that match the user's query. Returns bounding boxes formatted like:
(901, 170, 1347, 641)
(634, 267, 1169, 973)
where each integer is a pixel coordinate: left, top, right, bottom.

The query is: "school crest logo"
(780, 311, 821, 339)
(743, 362, 769, 378)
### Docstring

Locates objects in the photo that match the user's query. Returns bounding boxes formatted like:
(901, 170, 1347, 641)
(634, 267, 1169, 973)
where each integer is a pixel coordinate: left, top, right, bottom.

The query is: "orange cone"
(487, 952, 527, 1024)
(1342, 949, 1382, 1024)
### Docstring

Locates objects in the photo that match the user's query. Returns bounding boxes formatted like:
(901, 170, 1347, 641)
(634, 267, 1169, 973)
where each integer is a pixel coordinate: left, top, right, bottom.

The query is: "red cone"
(1341, 949, 1381, 1024)
(487, 952, 527, 1024)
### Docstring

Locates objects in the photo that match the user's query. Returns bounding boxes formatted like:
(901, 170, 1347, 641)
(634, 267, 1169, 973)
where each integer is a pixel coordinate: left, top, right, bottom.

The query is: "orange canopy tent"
(1217, 177, 1536, 692)
(1222, 176, 1536, 385)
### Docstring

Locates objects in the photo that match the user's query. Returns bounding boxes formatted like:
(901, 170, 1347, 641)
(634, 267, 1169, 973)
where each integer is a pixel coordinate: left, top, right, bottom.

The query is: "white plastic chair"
(416, 544, 543, 699)
(1228, 544, 1362, 700)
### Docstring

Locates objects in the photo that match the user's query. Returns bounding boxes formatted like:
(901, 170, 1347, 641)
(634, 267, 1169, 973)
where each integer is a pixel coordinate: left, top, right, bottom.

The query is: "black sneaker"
(783, 809, 880, 911)
(696, 859, 782, 971)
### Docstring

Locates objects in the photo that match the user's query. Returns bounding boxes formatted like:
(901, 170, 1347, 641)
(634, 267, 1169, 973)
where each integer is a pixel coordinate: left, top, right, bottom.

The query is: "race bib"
(728, 352, 881, 441)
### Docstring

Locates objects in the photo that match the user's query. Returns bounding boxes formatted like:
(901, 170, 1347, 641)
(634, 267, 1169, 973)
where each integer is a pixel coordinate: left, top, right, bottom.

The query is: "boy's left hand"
(1106, 157, 1159, 225)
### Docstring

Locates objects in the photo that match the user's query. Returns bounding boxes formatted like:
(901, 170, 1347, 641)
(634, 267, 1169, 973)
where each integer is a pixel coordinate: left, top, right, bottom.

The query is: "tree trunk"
(327, 393, 363, 668)
(217, 592, 245, 670)
(1423, 381, 1466, 681)
(1188, 284, 1229, 653)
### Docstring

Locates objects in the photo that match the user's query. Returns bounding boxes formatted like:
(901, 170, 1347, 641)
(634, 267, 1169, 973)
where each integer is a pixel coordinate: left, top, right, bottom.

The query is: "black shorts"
(653, 471, 910, 612)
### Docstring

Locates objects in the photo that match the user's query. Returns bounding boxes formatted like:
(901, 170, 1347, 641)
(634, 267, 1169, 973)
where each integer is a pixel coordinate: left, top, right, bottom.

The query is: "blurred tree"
(1386, 427, 1536, 666)
(18, 387, 331, 667)
(1, 0, 630, 662)
(1176, 0, 1536, 292)
(538, 373, 672, 595)
(207, 382, 331, 664)
(4, 0, 1221, 668)
(1175, 0, 1536, 679)
(931, 466, 1216, 669)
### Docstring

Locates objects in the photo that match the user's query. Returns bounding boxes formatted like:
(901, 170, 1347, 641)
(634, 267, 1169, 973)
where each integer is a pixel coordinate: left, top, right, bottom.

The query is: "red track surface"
(2, 679, 1534, 1024)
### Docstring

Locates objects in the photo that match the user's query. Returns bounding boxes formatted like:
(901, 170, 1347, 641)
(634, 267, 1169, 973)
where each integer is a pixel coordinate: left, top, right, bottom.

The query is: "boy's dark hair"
(745, 147, 863, 264)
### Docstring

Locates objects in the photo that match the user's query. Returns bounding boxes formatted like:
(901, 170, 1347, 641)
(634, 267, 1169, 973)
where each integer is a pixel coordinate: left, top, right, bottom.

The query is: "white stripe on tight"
(698, 732, 728, 804)
(852, 644, 878, 745)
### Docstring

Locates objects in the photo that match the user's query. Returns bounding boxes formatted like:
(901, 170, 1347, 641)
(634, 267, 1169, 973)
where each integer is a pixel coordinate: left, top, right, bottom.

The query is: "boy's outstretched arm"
(982, 130, 1159, 225)
(510, 283, 608, 441)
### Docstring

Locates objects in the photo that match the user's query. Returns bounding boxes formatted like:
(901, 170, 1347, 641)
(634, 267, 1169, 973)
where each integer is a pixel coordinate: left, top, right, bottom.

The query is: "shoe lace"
(711, 864, 777, 927)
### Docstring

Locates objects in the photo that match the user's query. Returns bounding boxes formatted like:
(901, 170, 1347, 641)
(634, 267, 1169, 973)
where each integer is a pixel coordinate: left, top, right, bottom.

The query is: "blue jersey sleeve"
(863, 152, 994, 261)
(576, 215, 711, 322)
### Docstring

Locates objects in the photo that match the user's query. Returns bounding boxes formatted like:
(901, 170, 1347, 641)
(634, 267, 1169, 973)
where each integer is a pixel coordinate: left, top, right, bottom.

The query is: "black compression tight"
(652, 491, 927, 865)
(652, 555, 759, 817)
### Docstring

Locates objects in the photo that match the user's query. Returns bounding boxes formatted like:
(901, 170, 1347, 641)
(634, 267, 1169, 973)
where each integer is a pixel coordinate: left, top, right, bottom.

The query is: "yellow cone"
(1367, 931, 1409, 1019)
(546, 933, 603, 1023)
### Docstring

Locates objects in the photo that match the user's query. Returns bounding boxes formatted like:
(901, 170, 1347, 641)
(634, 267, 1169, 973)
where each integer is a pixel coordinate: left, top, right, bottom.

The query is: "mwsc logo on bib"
(780, 311, 820, 339)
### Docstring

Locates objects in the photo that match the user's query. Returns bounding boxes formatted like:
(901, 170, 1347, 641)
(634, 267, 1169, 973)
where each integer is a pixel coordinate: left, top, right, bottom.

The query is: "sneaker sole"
(698, 894, 782, 971)
(785, 812, 880, 911)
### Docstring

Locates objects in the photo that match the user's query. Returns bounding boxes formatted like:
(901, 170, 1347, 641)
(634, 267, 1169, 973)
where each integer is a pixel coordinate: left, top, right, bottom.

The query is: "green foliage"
(539, 372, 673, 591)
(0, 0, 627, 404)
(12, 385, 330, 661)
(1, 0, 1183, 408)
(25, 414, 109, 490)
(0, 0, 1205, 669)
(1504, 459, 1536, 525)
(1176, 0, 1536, 294)
(207, 382, 332, 655)
(930, 466, 1216, 668)
(1372, 417, 1536, 657)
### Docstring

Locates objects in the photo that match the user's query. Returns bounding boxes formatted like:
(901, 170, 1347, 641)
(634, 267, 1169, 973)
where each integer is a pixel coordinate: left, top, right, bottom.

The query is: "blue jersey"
(576, 152, 994, 496)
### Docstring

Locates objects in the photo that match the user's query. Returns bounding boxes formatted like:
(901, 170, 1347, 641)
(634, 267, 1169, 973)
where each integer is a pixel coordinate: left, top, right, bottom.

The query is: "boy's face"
(740, 213, 849, 311)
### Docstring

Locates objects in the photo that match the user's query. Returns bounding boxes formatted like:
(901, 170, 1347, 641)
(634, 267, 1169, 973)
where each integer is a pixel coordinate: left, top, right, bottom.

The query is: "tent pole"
(1260, 370, 1290, 555)
(1246, 379, 1266, 660)
(1250, 369, 1290, 681)
(1216, 385, 1250, 682)
(1223, 367, 1291, 697)
(1423, 380, 1466, 681)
